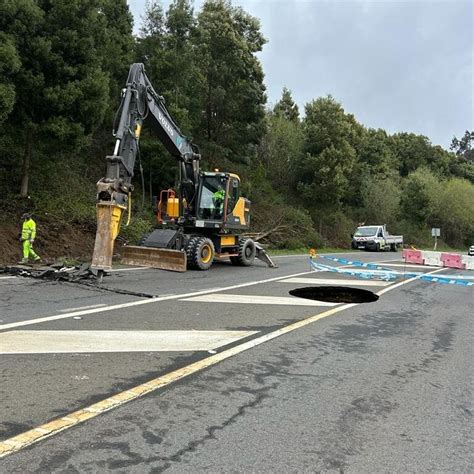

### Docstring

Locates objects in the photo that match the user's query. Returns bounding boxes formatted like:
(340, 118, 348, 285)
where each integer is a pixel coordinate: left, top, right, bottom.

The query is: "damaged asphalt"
(0, 253, 472, 472)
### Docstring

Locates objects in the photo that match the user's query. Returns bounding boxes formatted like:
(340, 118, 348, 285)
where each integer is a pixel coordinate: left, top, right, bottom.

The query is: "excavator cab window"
(197, 175, 228, 220)
(226, 178, 239, 214)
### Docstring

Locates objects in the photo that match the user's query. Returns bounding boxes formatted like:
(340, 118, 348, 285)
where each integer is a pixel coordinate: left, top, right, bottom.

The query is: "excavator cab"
(195, 172, 250, 229)
(157, 172, 250, 230)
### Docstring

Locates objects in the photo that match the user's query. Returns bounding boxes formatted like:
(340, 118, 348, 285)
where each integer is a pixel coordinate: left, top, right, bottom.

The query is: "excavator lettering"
(91, 63, 276, 273)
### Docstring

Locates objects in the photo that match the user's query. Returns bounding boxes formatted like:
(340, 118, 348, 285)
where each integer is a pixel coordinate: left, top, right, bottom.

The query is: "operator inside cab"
(212, 185, 225, 218)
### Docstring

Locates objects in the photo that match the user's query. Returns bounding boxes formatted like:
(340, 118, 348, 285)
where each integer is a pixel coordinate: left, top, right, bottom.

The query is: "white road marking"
(0, 269, 316, 331)
(0, 266, 444, 459)
(0, 276, 17, 280)
(181, 294, 338, 306)
(0, 330, 257, 354)
(279, 277, 391, 286)
(58, 304, 107, 313)
(272, 252, 371, 259)
(344, 268, 411, 275)
(376, 267, 445, 295)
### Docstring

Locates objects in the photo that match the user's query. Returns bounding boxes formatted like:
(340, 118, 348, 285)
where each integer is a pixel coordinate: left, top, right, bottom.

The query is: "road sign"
(432, 228, 440, 250)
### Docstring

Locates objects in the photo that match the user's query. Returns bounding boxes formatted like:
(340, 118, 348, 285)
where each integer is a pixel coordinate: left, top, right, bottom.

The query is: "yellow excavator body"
(90, 63, 276, 274)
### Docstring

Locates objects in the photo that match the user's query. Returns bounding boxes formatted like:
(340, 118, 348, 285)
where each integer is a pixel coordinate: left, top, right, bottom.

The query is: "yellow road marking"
(0, 267, 443, 458)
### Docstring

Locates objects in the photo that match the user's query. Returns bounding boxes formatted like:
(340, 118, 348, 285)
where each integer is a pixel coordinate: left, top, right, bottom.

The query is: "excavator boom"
(91, 63, 200, 272)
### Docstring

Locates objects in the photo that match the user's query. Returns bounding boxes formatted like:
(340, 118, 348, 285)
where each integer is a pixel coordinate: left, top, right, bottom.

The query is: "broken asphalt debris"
(0, 263, 158, 298)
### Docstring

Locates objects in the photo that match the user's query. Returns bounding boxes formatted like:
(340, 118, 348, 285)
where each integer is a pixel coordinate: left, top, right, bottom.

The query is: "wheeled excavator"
(91, 63, 276, 273)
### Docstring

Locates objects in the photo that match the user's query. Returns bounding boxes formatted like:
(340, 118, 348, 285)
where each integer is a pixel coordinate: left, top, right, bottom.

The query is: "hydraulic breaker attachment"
(122, 246, 187, 272)
(91, 202, 126, 271)
(255, 242, 278, 268)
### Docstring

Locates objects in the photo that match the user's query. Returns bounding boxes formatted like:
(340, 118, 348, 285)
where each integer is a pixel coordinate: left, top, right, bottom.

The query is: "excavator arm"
(91, 63, 200, 271)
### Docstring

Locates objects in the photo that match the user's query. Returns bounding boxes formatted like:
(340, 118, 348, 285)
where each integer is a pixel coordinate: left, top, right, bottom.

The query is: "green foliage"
(451, 130, 474, 161)
(256, 110, 303, 194)
(274, 87, 299, 122)
(310, 209, 357, 248)
(252, 201, 324, 249)
(400, 168, 441, 225)
(391, 133, 433, 176)
(361, 175, 401, 228)
(296, 96, 364, 207)
(1, 0, 473, 255)
(192, 0, 267, 167)
(118, 214, 154, 245)
(357, 129, 396, 177)
(0, 31, 21, 123)
(0, 0, 133, 199)
(434, 178, 474, 246)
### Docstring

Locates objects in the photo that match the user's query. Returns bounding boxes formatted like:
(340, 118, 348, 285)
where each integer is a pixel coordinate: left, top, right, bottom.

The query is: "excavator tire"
(186, 236, 215, 270)
(230, 237, 256, 266)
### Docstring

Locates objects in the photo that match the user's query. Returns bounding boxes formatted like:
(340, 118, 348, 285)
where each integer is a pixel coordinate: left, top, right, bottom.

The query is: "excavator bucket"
(121, 246, 187, 272)
(91, 202, 126, 271)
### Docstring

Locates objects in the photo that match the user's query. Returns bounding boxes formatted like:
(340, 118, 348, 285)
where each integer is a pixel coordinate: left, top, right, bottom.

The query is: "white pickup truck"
(351, 225, 403, 251)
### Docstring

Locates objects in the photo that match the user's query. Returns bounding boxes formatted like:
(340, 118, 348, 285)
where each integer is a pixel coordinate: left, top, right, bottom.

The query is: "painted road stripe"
(0, 330, 257, 354)
(279, 277, 392, 287)
(58, 304, 107, 313)
(343, 268, 415, 275)
(0, 269, 317, 331)
(0, 276, 17, 280)
(181, 294, 338, 306)
(376, 267, 444, 295)
(0, 266, 443, 459)
(271, 252, 386, 259)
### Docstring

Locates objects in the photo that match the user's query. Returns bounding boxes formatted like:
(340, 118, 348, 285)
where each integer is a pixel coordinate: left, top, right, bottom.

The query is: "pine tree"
(274, 87, 299, 123)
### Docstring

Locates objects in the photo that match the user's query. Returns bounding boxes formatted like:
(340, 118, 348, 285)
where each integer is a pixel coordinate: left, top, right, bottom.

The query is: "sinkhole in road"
(289, 286, 379, 304)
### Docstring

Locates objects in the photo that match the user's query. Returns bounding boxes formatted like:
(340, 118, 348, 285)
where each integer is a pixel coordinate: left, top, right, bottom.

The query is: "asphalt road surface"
(0, 252, 472, 472)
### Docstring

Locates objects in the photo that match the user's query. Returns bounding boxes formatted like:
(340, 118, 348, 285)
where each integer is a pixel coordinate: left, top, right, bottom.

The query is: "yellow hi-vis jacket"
(21, 218, 37, 241)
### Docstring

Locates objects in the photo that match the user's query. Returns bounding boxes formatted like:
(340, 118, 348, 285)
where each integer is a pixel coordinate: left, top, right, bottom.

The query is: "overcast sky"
(127, 0, 473, 149)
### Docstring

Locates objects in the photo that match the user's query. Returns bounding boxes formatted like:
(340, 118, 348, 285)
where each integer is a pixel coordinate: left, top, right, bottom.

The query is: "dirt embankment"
(0, 219, 96, 265)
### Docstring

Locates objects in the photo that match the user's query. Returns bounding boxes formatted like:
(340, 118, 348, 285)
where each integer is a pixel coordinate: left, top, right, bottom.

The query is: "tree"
(357, 128, 396, 178)
(295, 96, 364, 208)
(99, 0, 134, 105)
(257, 110, 303, 193)
(391, 133, 433, 176)
(1, 0, 135, 196)
(0, 31, 21, 124)
(361, 175, 401, 228)
(449, 131, 474, 183)
(400, 168, 441, 225)
(274, 87, 299, 123)
(134, 0, 197, 197)
(435, 177, 474, 246)
(451, 130, 474, 162)
(192, 0, 267, 167)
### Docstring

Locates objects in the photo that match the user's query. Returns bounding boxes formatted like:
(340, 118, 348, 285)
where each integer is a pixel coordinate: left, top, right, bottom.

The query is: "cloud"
(127, 0, 473, 148)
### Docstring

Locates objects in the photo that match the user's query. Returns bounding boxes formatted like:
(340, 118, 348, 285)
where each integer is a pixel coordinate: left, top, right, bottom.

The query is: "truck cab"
(351, 225, 403, 251)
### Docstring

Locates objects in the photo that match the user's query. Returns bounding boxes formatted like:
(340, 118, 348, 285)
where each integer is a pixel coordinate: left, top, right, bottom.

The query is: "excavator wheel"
(230, 237, 256, 266)
(186, 236, 215, 270)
